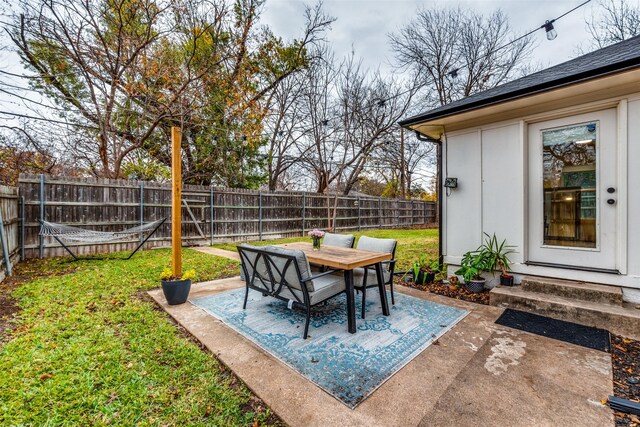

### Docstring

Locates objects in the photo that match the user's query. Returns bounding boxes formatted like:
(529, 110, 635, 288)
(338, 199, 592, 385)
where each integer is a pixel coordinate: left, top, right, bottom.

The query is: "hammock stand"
(39, 218, 167, 261)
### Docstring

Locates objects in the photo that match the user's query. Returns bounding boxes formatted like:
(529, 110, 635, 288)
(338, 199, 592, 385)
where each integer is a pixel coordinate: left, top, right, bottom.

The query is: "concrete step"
(521, 276, 623, 305)
(490, 286, 640, 340)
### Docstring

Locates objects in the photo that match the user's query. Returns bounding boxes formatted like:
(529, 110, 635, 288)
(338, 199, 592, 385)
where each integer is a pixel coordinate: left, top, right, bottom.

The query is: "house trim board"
(616, 99, 628, 275)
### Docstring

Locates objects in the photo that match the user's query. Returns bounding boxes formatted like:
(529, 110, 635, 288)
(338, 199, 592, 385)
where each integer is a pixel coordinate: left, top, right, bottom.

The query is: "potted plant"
(479, 233, 516, 286)
(412, 256, 440, 284)
(160, 268, 196, 305)
(455, 250, 489, 293)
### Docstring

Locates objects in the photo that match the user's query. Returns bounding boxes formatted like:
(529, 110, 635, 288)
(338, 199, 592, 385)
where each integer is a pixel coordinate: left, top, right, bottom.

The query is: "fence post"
(357, 197, 361, 231)
(258, 190, 263, 241)
(378, 197, 382, 228)
(139, 181, 144, 245)
(424, 202, 427, 224)
(301, 192, 306, 235)
(411, 201, 414, 227)
(210, 187, 214, 245)
(39, 174, 44, 259)
(0, 205, 11, 276)
(20, 195, 25, 260)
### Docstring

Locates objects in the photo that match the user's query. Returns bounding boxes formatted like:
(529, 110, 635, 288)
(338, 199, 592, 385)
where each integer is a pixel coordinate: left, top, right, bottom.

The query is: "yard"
(0, 228, 437, 425)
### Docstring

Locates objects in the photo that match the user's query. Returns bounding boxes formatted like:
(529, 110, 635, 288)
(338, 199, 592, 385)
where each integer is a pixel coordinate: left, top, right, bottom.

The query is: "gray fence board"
(18, 174, 436, 259)
(0, 185, 20, 282)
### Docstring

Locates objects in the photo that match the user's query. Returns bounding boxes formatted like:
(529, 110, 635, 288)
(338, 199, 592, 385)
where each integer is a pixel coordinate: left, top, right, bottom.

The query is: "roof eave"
(399, 56, 640, 128)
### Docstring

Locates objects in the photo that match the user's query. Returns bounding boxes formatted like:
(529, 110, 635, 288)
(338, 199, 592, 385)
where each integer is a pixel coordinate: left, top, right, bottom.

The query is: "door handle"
(607, 199, 616, 205)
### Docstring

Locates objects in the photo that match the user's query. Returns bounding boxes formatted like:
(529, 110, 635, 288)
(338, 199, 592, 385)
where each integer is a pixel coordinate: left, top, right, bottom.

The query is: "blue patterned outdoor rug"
(192, 288, 468, 408)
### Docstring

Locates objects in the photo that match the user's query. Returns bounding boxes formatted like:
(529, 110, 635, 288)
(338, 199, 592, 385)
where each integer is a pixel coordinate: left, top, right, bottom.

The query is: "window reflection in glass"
(542, 122, 597, 248)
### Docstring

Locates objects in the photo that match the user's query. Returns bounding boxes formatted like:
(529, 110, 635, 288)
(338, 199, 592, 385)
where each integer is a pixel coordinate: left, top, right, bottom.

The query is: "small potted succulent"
(160, 268, 196, 305)
(308, 229, 325, 250)
(412, 256, 440, 285)
(455, 250, 490, 293)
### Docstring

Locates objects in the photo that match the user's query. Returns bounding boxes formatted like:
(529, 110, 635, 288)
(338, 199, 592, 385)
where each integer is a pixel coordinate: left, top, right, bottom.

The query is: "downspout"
(414, 131, 443, 265)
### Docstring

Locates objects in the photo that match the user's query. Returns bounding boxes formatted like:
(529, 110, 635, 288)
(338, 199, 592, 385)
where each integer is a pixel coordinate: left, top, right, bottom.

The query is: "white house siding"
(480, 124, 525, 264)
(442, 130, 482, 257)
(442, 95, 640, 303)
(443, 123, 522, 264)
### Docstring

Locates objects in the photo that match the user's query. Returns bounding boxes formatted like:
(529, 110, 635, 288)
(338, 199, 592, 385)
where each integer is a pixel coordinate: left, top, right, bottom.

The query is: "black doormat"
(495, 309, 610, 352)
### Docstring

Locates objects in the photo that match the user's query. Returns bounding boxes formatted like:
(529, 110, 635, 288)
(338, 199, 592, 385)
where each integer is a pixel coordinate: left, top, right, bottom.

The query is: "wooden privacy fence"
(18, 174, 437, 259)
(0, 185, 20, 281)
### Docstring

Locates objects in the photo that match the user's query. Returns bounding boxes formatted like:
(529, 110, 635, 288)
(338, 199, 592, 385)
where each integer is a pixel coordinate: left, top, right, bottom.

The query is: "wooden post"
(39, 174, 44, 259)
(400, 127, 406, 199)
(301, 193, 306, 235)
(139, 181, 144, 245)
(171, 126, 182, 278)
(209, 187, 214, 246)
(258, 191, 263, 241)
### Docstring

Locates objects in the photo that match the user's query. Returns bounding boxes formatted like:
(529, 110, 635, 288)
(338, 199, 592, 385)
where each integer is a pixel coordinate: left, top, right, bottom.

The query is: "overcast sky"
(260, 0, 601, 74)
(0, 0, 609, 122)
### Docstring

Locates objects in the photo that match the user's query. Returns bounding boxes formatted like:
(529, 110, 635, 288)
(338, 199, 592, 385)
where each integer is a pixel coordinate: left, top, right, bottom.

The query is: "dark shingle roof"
(399, 35, 640, 126)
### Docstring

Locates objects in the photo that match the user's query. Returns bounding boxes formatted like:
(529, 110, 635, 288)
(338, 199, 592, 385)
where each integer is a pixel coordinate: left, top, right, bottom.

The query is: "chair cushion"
(279, 273, 345, 305)
(238, 244, 270, 286)
(355, 235, 396, 255)
(322, 232, 355, 248)
(263, 246, 314, 292)
(353, 266, 391, 288)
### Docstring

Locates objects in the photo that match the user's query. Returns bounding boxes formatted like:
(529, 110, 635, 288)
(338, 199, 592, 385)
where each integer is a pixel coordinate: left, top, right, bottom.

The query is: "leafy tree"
(5, 0, 331, 186)
(160, 1, 332, 187)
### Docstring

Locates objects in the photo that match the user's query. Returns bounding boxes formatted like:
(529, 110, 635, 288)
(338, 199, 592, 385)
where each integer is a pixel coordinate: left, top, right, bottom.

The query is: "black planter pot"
(500, 275, 514, 286)
(161, 279, 192, 305)
(415, 270, 436, 285)
(465, 279, 486, 293)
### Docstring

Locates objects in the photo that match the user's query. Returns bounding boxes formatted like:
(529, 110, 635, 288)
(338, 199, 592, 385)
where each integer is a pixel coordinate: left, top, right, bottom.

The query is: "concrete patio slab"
(148, 279, 613, 427)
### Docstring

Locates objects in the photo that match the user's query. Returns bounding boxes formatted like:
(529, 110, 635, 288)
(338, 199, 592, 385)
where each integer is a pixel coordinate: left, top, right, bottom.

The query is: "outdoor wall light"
(444, 177, 458, 189)
(544, 20, 557, 40)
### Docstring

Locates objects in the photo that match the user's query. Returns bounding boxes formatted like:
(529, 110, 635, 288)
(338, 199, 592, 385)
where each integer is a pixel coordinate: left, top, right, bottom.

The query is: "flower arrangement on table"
(308, 229, 325, 250)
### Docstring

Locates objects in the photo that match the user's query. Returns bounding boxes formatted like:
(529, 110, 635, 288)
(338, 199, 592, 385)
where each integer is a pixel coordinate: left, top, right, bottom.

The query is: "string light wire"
(378, 0, 594, 104)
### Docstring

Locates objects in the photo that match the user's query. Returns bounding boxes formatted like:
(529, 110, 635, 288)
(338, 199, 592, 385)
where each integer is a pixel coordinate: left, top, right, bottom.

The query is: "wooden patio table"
(277, 242, 391, 334)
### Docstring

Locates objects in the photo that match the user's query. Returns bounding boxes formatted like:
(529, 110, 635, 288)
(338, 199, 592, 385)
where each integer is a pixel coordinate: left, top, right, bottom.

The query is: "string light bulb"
(544, 20, 557, 40)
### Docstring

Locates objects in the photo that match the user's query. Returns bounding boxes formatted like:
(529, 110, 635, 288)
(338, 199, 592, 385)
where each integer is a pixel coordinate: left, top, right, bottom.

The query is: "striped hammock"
(39, 219, 166, 243)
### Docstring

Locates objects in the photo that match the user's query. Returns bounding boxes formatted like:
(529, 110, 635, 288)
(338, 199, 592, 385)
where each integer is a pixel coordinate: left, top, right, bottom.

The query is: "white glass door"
(528, 109, 617, 270)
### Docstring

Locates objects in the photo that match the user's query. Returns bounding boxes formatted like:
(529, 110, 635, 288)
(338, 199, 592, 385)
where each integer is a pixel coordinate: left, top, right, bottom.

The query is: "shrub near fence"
(0, 185, 20, 281)
(18, 174, 437, 259)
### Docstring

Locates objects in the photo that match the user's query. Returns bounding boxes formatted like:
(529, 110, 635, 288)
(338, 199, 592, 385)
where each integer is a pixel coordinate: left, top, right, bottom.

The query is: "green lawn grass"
(0, 228, 437, 425)
(212, 228, 439, 271)
(0, 249, 280, 426)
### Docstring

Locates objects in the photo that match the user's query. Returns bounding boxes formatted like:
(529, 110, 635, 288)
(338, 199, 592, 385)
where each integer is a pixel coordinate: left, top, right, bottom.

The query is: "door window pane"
(542, 122, 597, 248)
